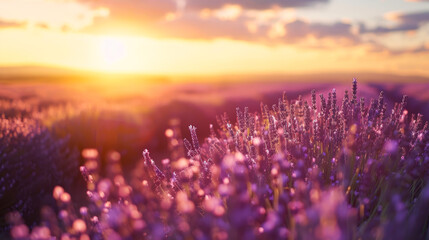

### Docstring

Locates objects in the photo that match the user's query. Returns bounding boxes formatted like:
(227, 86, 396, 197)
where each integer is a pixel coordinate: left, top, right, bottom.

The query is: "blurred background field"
(2, 67, 429, 161)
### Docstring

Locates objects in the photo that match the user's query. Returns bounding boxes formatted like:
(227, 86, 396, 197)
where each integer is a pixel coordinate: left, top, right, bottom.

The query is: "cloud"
(80, 0, 355, 48)
(0, 0, 343, 49)
(0, 0, 109, 31)
(399, 11, 429, 25)
(0, 19, 26, 29)
(400, 45, 429, 54)
(148, 14, 358, 47)
(360, 11, 429, 34)
(79, 0, 181, 35)
(184, 0, 328, 10)
(381, 45, 429, 55)
(283, 20, 358, 43)
(83, 0, 177, 22)
(359, 23, 418, 34)
(81, 0, 329, 35)
(0, 0, 358, 49)
(357, 10, 429, 55)
(364, 37, 429, 55)
(148, 13, 253, 40)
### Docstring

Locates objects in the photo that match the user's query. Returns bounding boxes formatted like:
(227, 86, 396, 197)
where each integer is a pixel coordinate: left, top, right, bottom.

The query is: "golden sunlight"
(98, 37, 128, 70)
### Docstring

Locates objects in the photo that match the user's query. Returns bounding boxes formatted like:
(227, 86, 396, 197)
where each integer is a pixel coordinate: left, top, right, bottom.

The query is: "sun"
(98, 37, 127, 68)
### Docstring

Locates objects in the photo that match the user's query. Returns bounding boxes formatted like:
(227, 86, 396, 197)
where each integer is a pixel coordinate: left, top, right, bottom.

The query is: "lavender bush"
(6, 80, 429, 239)
(0, 116, 79, 232)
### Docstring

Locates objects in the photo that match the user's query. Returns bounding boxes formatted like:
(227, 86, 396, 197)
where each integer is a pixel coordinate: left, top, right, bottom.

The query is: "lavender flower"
(6, 79, 429, 240)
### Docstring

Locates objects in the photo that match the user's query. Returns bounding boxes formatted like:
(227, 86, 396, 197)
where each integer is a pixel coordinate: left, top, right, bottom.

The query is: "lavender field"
(2, 0, 429, 238)
(1, 72, 429, 239)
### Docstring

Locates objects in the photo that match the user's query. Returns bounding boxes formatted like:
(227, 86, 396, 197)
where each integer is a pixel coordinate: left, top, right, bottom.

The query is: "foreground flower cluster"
(8, 80, 429, 239)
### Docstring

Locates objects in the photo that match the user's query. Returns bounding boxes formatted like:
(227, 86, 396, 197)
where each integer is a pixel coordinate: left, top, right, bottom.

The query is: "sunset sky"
(0, 0, 429, 76)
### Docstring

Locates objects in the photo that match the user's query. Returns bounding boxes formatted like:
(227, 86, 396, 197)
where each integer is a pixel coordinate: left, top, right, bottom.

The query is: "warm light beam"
(98, 37, 127, 70)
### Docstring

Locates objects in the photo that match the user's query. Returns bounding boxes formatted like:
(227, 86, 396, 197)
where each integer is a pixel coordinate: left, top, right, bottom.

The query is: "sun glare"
(98, 37, 127, 69)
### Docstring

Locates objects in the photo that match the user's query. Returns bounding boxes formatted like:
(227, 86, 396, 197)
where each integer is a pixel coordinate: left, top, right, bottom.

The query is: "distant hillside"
(1, 65, 429, 84)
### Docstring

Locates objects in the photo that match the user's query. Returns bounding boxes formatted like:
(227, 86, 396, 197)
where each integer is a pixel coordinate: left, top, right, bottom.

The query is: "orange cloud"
(212, 4, 243, 21)
(73, 0, 355, 48)
(2, 0, 424, 56)
(0, 0, 109, 31)
(0, 19, 26, 29)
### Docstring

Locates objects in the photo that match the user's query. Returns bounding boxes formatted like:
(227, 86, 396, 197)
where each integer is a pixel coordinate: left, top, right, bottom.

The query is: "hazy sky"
(0, 0, 428, 76)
